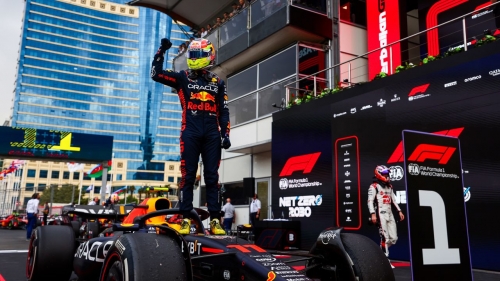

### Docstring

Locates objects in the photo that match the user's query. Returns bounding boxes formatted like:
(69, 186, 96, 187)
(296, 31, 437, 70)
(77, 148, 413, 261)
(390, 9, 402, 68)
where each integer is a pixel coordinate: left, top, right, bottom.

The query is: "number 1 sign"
(402, 130, 472, 281)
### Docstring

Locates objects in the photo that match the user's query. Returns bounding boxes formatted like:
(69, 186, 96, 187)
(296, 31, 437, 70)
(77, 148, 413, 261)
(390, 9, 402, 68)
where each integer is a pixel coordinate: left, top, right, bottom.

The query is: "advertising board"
(272, 45, 500, 270)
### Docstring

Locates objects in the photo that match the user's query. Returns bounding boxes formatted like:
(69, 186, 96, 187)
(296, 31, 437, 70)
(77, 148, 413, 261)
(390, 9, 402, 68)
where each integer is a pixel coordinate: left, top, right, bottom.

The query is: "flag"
(86, 185, 94, 192)
(113, 186, 127, 194)
(67, 162, 85, 172)
(84, 160, 112, 178)
(11, 160, 26, 168)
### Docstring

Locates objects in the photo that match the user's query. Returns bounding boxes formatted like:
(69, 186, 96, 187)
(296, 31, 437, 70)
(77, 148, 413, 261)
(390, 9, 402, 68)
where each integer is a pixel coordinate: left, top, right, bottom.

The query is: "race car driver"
(367, 165, 405, 265)
(151, 38, 230, 235)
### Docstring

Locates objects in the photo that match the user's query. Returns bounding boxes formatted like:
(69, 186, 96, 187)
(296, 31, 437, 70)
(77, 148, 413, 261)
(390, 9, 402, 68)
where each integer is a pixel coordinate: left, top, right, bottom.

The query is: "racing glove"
(221, 134, 231, 149)
(155, 38, 172, 57)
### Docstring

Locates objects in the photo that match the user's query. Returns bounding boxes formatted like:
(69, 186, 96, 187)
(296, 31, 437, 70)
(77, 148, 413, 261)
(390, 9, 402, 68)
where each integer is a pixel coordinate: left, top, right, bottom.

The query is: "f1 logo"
(279, 152, 321, 176)
(408, 83, 430, 97)
(387, 127, 463, 163)
(408, 144, 456, 164)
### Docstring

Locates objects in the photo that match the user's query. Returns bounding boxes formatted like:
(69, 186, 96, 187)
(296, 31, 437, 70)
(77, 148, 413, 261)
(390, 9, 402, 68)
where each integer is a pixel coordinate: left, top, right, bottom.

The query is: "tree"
(119, 195, 138, 205)
(39, 184, 83, 205)
(138, 187, 144, 201)
(127, 185, 136, 197)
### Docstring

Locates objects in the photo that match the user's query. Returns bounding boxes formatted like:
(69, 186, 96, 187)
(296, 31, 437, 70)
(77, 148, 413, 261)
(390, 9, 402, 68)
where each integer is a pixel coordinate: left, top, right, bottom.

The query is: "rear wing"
(62, 204, 134, 219)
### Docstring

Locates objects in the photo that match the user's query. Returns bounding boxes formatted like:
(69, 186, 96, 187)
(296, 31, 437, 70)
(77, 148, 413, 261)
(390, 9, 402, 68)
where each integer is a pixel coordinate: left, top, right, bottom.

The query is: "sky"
(0, 0, 25, 124)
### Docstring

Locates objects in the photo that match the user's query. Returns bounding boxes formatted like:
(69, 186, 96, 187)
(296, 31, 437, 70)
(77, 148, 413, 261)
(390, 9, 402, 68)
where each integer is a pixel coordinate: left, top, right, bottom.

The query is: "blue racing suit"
(151, 45, 230, 219)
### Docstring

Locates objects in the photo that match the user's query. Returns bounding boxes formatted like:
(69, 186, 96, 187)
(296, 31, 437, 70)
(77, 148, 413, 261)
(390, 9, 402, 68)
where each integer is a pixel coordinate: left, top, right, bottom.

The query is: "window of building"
(63, 171, 70, 179)
(227, 66, 257, 100)
(51, 171, 60, 179)
(177, 177, 182, 183)
(27, 169, 36, 178)
(38, 184, 46, 191)
(258, 47, 296, 88)
(39, 170, 48, 178)
(168, 176, 175, 183)
(339, 0, 367, 27)
(23, 197, 31, 206)
(116, 174, 123, 181)
(84, 173, 92, 181)
(25, 183, 35, 191)
(228, 94, 257, 125)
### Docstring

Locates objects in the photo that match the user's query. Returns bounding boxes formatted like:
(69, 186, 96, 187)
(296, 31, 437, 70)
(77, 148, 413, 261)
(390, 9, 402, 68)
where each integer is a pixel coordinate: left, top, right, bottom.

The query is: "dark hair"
(32, 193, 39, 199)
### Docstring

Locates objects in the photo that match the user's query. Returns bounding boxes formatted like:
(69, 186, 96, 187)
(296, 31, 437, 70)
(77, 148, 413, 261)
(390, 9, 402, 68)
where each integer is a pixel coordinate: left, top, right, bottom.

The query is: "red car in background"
(0, 213, 26, 230)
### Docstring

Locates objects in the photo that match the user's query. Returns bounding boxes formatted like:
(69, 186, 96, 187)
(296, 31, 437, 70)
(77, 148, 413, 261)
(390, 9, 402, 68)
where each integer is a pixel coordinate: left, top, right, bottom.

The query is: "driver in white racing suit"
(368, 165, 405, 262)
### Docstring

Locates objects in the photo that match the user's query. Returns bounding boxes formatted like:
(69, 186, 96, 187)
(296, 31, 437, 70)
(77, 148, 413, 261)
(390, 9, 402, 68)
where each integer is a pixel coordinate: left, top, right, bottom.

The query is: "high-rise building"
(9, 0, 192, 194)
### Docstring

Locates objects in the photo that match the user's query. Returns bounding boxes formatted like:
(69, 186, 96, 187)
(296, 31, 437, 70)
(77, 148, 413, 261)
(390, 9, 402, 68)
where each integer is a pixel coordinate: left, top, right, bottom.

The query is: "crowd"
(177, 0, 289, 53)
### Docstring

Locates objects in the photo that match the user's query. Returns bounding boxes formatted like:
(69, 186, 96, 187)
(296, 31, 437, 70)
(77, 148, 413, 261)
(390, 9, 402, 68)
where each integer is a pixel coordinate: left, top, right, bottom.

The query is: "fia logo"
(408, 163, 420, 175)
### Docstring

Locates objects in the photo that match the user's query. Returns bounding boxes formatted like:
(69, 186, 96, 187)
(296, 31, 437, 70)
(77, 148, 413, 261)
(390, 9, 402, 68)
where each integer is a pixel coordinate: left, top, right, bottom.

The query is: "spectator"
(88, 197, 99, 205)
(232, 3, 240, 14)
(213, 17, 222, 29)
(200, 27, 207, 37)
(221, 198, 236, 234)
(178, 43, 187, 54)
(239, 0, 248, 9)
(206, 24, 212, 34)
(250, 193, 261, 227)
(105, 193, 119, 209)
(42, 203, 49, 226)
(26, 193, 40, 241)
(189, 37, 195, 42)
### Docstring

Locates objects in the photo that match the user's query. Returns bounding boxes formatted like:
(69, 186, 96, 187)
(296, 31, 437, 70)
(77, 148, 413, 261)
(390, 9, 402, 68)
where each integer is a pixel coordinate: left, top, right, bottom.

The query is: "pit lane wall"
(271, 41, 500, 271)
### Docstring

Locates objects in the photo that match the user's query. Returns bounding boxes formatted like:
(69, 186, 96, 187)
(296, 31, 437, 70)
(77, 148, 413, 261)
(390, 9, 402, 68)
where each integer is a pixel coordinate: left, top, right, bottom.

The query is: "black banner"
(272, 42, 500, 271)
(0, 126, 113, 163)
(403, 130, 472, 280)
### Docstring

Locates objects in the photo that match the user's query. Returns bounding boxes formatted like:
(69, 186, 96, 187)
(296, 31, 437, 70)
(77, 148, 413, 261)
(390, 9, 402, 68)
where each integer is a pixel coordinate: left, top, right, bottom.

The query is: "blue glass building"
(12, 0, 191, 183)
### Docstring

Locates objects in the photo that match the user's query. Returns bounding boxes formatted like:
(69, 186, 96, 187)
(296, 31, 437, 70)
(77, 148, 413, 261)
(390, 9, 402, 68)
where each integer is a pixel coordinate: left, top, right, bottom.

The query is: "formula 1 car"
(0, 213, 26, 230)
(26, 197, 394, 281)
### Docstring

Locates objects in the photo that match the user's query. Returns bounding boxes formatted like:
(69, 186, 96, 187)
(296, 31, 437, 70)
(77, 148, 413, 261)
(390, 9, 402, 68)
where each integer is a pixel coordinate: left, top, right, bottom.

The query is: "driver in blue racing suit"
(151, 38, 230, 235)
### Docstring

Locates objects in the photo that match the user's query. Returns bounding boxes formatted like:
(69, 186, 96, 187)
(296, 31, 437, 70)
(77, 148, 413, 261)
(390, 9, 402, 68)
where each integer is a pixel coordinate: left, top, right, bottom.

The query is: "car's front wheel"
(339, 233, 395, 281)
(100, 232, 189, 281)
(26, 225, 75, 281)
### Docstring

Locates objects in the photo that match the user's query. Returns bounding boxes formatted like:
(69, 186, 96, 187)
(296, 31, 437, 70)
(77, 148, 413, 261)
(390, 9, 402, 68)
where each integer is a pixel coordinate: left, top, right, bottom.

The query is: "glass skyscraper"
(12, 0, 192, 183)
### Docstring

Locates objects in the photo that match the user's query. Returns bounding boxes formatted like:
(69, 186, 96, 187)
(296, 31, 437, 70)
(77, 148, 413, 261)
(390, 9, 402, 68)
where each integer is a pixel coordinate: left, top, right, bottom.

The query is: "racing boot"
(209, 218, 226, 235)
(178, 218, 191, 235)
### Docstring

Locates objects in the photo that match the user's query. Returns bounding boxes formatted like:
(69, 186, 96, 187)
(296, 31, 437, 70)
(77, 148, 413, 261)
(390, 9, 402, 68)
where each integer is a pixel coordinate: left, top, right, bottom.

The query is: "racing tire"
(100, 232, 189, 281)
(7, 220, 14, 230)
(71, 220, 81, 237)
(339, 233, 395, 281)
(26, 225, 76, 281)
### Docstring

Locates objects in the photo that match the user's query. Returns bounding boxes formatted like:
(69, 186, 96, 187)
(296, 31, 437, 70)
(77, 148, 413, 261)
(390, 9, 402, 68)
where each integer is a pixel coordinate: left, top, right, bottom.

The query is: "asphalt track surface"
(1, 228, 498, 281)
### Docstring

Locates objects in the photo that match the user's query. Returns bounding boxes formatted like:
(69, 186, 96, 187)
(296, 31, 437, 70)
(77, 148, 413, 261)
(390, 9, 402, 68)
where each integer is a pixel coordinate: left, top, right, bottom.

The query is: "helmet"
(111, 193, 119, 202)
(186, 38, 215, 70)
(374, 165, 391, 183)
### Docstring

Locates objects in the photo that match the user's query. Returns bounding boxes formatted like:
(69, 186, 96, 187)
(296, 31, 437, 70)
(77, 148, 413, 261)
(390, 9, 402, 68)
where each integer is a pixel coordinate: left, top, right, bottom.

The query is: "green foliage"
(373, 72, 388, 80)
(39, 184, 85, 205)
(118, 195, 139, 205)
(476, 35, 496, 47)
(444, 47, 464, 57)
(422, 55, 436, 64)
